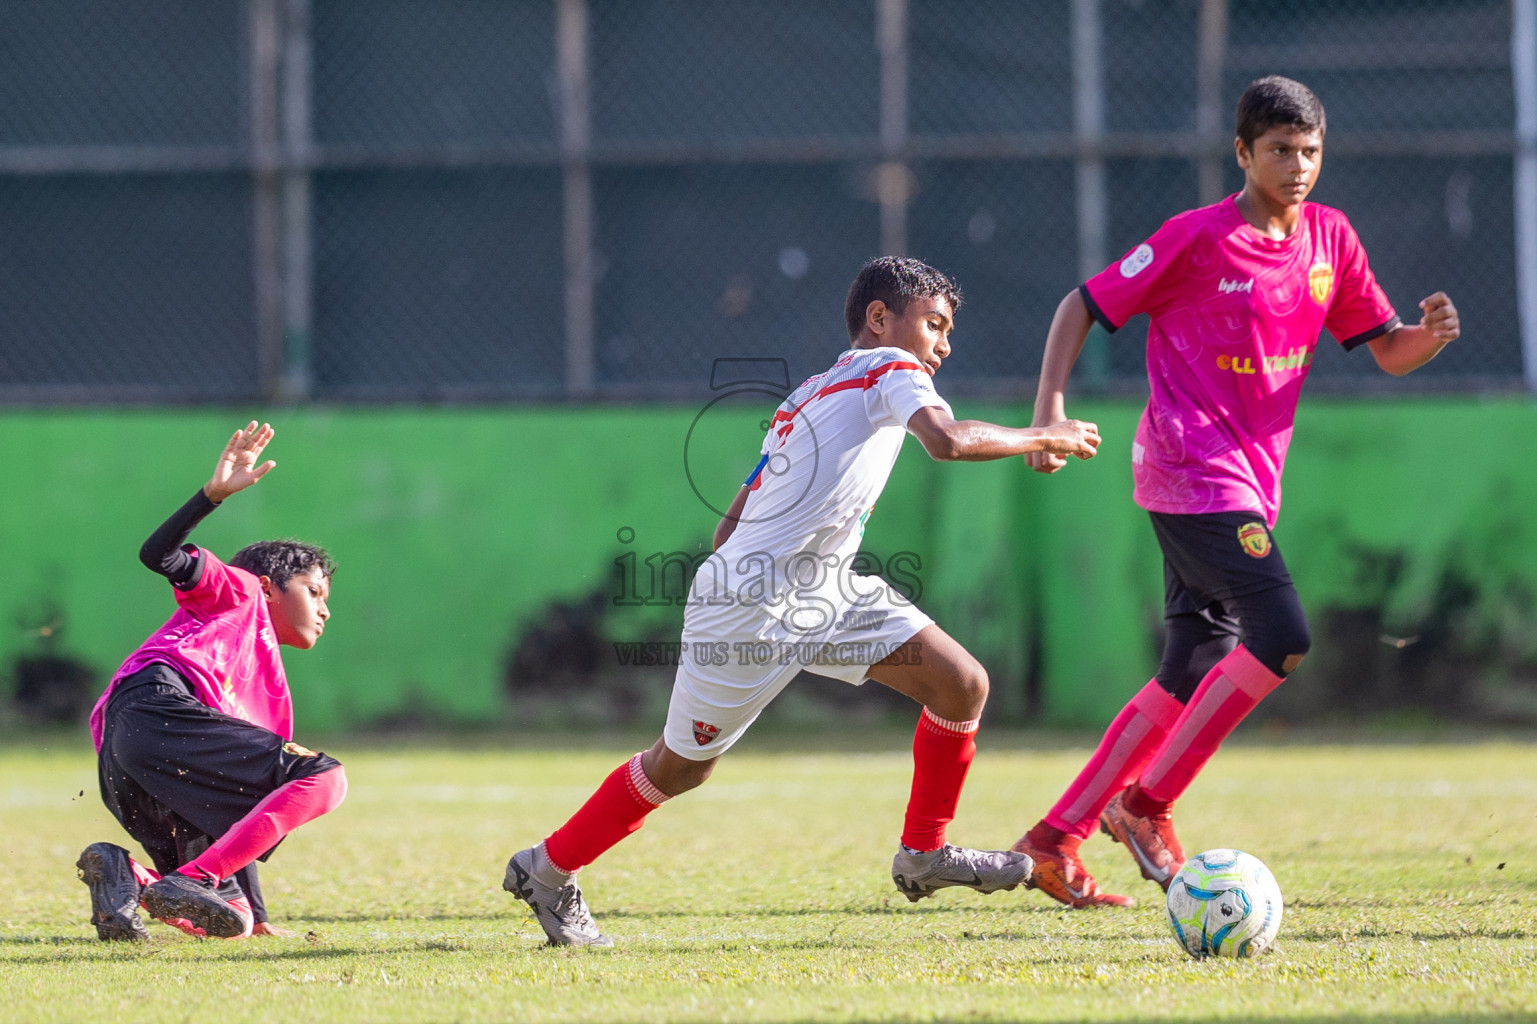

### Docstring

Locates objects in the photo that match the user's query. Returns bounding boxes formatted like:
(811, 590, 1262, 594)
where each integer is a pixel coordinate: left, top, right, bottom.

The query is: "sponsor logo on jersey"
(1237, 522, 1272, 558)
(1308, 262, 1334, 304)
(283, 741, 318, 757)
(1217, 348, 1313, 375)
(692, 720, 721, 746)
(1120, 243, 1154, 278)
(1219, 278, 1253, 294)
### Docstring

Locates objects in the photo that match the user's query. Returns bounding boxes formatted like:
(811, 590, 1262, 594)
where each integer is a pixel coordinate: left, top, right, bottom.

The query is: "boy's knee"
(1270, 619, 1311, 676)
(941, 659, 989, 718)
(1242, 594, 1311, 677)
(959, 661, 989, 704)
(315, 765, 348, 813)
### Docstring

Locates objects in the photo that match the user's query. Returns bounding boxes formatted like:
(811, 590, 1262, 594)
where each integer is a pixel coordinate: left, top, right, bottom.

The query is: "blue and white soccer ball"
(1165, 849, 1283, 959)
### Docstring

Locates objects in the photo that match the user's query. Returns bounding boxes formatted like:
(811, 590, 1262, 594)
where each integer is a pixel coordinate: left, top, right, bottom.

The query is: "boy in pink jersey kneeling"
(502, 256, 1102, 946)
(1012, 77, 1460, 908)
(77, 422, 347, 940)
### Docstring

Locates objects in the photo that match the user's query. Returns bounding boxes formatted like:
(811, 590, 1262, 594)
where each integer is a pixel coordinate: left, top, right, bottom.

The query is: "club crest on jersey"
(1120, 243, 1154, 278)
(692, 721, 720, 746)
(282, 741, 318, 757)
(1237, 522, 1272, 559)
(1308, 262, 1334, 304)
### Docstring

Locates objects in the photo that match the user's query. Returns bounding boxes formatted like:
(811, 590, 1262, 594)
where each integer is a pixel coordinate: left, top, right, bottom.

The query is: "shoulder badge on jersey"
(1237, 522, 1272, 559)
(283, 741, 319, 757)
(1308, 262, 1334, 304)
(1120, 243, 1154, 278)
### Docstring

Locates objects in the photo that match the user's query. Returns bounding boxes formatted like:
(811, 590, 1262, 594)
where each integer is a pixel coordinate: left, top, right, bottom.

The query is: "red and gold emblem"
(1237, 522, 1272, 559)
(1307, 262, 1334, 304)
(692, 721, 720, 746)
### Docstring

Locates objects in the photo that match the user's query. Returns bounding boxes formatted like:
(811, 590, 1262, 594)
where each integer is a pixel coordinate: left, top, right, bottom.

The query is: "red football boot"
(1013, 823, 1134, 909)
(1099, 786, 1186, 890)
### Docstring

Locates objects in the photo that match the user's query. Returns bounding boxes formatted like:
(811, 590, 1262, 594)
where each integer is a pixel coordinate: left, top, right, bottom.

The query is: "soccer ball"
(1165, 849, 1283, 959)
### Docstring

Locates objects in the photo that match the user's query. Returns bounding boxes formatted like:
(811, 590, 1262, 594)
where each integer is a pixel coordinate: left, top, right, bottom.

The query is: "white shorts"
(662, 576, 933, 760)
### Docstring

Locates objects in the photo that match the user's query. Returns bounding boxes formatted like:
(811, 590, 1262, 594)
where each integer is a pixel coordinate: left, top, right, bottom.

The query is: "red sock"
(1043, 679, 1184, 839)
(901, 707, 979, 852)
(543, 753, 669, 874)
(1137, 646, 1284, 807)
(179, 767, 348, 882)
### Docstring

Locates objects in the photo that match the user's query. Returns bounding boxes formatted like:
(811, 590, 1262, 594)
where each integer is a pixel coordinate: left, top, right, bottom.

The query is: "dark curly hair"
(1236, 76, 1326, 150)
(843, 255, 963, 341)
(230, 539, 336, 589)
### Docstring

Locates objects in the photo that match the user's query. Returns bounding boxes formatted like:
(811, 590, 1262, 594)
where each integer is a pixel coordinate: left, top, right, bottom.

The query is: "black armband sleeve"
(139, 489, 220, 590)
(233, 863, 267, 925)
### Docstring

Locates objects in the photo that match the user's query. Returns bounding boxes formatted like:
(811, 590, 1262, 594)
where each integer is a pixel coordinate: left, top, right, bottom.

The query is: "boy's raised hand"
(204, 421, 277, 503)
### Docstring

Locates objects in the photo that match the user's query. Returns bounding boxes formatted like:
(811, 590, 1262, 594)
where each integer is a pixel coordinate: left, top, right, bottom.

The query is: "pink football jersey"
(1082, 196, 1398, 526)
(91, 551, 294, 750)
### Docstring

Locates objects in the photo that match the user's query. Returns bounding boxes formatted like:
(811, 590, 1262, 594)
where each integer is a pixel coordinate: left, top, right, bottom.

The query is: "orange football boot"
(1013, 825, 1134, 909)
(1099, 787, 1185, 890)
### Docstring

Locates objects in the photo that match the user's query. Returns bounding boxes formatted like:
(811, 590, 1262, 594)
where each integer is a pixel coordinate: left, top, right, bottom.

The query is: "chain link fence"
(0, 0, 1532, 402)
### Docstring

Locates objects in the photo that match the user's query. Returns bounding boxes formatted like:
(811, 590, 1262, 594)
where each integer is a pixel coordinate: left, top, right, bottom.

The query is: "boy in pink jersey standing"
(77, 422, 348, 940)
(1012, 77, 1460, 908)
(502, 256, 1103, 946)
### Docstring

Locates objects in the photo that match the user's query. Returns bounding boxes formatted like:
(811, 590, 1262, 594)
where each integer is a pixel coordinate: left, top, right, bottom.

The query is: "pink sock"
(1138, 646, 1284, 805)
(179, 767, 348, 882)
(901, 708, 979, 852)
(1043, 680, 1184, 839)
(128, 857, 160, 888)
(225, 896, 255, 938)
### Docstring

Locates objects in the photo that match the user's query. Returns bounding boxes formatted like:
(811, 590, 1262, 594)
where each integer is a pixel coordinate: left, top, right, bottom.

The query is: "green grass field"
(2, 734, 1534, 1023)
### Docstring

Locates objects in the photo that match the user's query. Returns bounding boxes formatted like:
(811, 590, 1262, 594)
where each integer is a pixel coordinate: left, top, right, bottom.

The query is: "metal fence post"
(1197, 0, 1230, 206)
(250, 0, 286, 403)
(1516, 0, 1537, 393)
(281, 0, 314, 403)
(557, 0, 595, 400)
(877, 0, 909, 257)
(1072, 0, 1108, 389)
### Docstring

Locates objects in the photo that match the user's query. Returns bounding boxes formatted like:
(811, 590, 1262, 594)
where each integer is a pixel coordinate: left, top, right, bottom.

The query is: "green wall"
(2, 400, 1534, 731)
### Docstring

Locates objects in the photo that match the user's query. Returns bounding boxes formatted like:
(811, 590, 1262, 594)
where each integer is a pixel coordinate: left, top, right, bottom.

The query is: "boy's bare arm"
(1028, 289, 1097, 473)
(1367, 292, 1459, 376)
(907, 407, 1100, 463)
(713, 485, 751, 550)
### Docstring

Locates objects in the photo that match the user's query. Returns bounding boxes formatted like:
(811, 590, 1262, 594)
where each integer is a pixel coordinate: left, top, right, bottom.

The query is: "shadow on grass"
(0, 934, 390, 959)
(296, 900, 1075, 925)
(0, 936, 100, 947)
(1292, 926, 1533, 942)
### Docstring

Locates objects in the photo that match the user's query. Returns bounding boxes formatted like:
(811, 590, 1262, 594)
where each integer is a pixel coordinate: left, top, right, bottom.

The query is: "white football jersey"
(690, 345, 951, 613)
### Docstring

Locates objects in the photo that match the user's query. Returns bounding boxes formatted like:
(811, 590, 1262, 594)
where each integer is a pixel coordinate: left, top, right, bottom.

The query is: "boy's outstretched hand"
(1027, 418, 1100, 473)
(204, 421, 277, 503)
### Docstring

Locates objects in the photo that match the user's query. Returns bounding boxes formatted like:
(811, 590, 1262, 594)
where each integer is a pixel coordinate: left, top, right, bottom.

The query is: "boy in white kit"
(503, 256, 1102, 946)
